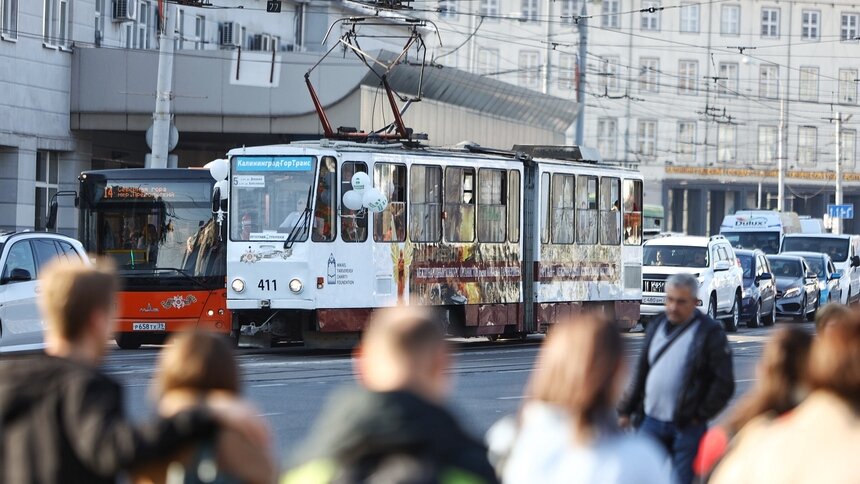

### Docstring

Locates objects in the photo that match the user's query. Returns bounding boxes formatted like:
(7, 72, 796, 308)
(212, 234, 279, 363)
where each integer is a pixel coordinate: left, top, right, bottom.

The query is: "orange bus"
(77, 169, 229, 349)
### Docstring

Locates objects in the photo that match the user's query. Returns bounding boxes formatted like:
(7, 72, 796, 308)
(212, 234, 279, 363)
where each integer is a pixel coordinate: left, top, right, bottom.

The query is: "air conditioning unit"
(112, 0, 137, 22)
(282, 43, 297, 52)
(219, 21, 241, 47)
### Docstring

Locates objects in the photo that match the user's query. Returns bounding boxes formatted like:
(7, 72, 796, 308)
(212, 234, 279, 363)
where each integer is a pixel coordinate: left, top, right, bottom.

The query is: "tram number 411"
(266, 0, 282, 13)
(258, 279, 278, 291)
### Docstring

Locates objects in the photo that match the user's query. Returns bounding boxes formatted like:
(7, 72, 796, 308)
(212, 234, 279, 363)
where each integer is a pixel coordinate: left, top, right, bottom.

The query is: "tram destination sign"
(235, 156, 314, 172)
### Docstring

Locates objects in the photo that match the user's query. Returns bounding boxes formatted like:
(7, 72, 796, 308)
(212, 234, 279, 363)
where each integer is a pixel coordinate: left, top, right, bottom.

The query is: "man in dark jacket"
(619, 273, 735, 484)
(0, 261, 259, 484)
(283, 306, 498, 484)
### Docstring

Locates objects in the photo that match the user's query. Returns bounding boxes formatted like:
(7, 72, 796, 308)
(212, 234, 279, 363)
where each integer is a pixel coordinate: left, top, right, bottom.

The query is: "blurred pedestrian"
(283, 306, 497, 484)
(495, 317, 670, 484)
(813, 301, 851, 332)
(710, 317, 860, 483)
(618, 273, 735, 484)
(693, 327, 812, 481)
(133, 331, 275, 484)
(0, 260, 264, 484)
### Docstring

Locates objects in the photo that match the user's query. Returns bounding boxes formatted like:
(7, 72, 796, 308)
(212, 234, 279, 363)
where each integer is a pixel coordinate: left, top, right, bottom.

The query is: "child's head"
(156, 331, 240, 398)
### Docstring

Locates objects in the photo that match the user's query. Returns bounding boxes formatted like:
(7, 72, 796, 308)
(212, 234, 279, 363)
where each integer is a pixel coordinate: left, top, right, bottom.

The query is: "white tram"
(220, 141, 643, 346)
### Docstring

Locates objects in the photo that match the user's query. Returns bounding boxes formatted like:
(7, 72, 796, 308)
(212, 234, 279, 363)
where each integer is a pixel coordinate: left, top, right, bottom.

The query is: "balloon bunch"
(342, 172, 389, 214)
(206, 159, 230, 225)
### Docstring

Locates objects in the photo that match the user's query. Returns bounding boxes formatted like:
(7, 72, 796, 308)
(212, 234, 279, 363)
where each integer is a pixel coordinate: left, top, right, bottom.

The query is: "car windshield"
(721, 231, 781, 254)
(802, 257, 826, 278)
(769, 259, 803, 278)
(782, 237, 850, 262)
(738, 254, 754, 279)
(644, 245, 709, 268)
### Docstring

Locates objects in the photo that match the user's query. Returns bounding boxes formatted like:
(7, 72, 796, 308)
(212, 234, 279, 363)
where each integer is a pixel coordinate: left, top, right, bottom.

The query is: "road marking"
(251, 383, 286, 388)
(258, 412, 284, 417)
(497, 395, 524, 400)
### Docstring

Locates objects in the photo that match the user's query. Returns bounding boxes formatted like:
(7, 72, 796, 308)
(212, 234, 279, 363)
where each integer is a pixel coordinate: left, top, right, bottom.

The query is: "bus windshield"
(721, 231, 781, 254)
(79, 176, 223, 286)
(782, 237, 850, 262)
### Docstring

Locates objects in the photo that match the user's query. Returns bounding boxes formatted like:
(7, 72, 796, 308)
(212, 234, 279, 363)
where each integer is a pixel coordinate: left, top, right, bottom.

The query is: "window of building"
(599, 177, 621, 245)
(410, 165, 442, 243)
(341, 162, 368, 243)
(680, 3, 700, 32)
(759, 64, 779, 99)
(576, 176, 598, 244)
(194, 15, 205, 49)
(137, 0, 152, 49)
(444, 167, 475, 242)
(559, 54, 576, 90)
(598, 56, 619, 92)
(175, 8, 184, 50)
(508, 170, 521, 243)
(678, 60, 698, 95)
(312, 157, 337, 242)
(798, 66, 819, 101)
(43, 0, 70, 47)
(717, 62, 738, 96)
(477, 169, 507, 243)
(522, 0, 540, 22)
(551, 174, 576, 244)
(540, 172, 550, 243)
(641, 0, 660, 30)
(477, 48, 499, 76)
(639, 57, 659, 93)
(721, 5, 740, 35)
(1, 0, 17, 40)
(93, 0, 105, 45)
(373, 163, 407, 242)
(598, 118, 617, 160)
(561, 0, 580, 25)
(638, 120, 657, 157)
(758, 125, 777, 164)
(622, 179, 643, 245)
(839, 68, 858, 104)
(801, 10, 820, 40)
(602, 0, 620, 28)
(842, 130, 856, 169)
(718, 124, 737, 163)
(797, 126, 817, 165)
(35, 151, 59, 231)
(518, 50, 541, 87)
(439, 0, 458, 19)
(678, 121, 697, 162)
(480, 0, 500, 18)
(761, 8, 779, 38)
(842, 13, 860, 41)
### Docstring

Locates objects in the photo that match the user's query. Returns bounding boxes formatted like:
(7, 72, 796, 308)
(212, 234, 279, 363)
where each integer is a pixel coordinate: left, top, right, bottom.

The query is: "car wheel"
(806, 291, 819, 322)
(115, 333, 142, 350)
(747, 300, 761, 328)
(795, 295, 807, 323)
(724, 294, 739, 333)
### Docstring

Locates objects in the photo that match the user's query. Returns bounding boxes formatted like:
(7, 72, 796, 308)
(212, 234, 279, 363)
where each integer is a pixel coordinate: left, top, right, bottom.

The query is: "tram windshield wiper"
(284, 186, 314, 249)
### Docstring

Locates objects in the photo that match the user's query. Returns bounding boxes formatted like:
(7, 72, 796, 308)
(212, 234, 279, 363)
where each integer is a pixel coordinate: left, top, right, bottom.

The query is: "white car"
(641, 235, 745, 332)
(0, 232, 89, 353)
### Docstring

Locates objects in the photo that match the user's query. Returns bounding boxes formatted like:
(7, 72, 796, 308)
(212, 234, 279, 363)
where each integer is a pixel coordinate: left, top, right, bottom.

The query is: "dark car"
(766, 255, 820, 322)
(781, 251, 842, 305)
(736, 249, 777, 328)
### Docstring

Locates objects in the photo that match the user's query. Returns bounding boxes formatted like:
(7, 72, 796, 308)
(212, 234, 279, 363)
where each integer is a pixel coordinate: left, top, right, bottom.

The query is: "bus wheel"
(115, 333, 142, 350)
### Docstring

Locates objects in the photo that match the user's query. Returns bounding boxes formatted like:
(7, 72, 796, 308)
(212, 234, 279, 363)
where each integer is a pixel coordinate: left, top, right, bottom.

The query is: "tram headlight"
(231, 278, 246, 293)
(289, 278, 303, 294)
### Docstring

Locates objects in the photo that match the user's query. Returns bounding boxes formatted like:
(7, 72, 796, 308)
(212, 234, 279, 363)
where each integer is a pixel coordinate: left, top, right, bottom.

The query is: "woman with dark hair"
(494, 317, 669, 484)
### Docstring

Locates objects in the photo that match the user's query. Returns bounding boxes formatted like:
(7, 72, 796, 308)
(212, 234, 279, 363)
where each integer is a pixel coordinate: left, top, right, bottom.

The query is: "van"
(720, 210, 801, 254)
(780, 233, 860, 305)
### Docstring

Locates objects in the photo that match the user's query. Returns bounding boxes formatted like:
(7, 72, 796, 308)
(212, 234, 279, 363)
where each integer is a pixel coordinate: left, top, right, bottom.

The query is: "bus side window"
(410, 165, 442, 242)
(477, 169, 507, 243)
(576, 175, 598, 244)
(623, 179, 643, 245)
(341, 161, 368, 243)
(509, 170, 520, 243)
(313, 156, 337, 242)
(540, 172, 550, 244)
(551, 173, 575, 244)
(444, 166, 476, 242)
(600, 177, 621, 245)
(373, 163, 407, 242)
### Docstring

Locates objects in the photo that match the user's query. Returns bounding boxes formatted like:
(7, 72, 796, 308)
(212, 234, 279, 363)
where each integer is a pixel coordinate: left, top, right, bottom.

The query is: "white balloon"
(342, 190, 364, 211)
(214, 179, 230, 200)
(351, 172, 371, 192)
(207, 158, 229, 181)
(363, 188, 388, 213)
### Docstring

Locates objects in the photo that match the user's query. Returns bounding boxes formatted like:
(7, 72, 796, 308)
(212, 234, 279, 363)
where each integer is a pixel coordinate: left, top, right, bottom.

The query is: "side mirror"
(46, 200, 59, 231)
(831, 272, 843, 280)
(806, 271, 817, 280)
(211, 187, 221, 214)
(758, 272, 773, 281)
(3, 268, 32, 284)
(714, 260, 731, 272)
(852, 256, 860, 267)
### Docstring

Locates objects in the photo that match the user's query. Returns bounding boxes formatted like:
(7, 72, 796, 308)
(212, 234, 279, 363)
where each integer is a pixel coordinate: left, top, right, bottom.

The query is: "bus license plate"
(132, 322, 166, 331)
(642, 296, 665, 305)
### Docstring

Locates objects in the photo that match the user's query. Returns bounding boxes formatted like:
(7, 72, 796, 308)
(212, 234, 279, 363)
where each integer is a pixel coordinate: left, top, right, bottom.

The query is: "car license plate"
(132, 322, 166, 331)
(642, 280, 666, 292)
(642, 296, 665, 304)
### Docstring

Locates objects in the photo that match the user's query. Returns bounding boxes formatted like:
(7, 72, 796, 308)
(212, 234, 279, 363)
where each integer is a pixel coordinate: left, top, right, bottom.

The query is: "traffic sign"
(828, 204, 854, 219)
(267, 0, 282, 12)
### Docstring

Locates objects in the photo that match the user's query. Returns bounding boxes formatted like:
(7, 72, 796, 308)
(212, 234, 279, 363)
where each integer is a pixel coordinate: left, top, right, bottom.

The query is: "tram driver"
(279, 198, 309, 234)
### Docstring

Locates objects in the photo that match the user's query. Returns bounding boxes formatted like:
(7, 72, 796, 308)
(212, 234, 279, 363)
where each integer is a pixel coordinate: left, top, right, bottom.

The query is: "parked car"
(642, 235, 744, 332)
(781, 234, 860, 304)
(766, 254, 819, 322)
(781, 251, 842, 305)
(0, 231, 90, 353)
(735, 249, 777, 328)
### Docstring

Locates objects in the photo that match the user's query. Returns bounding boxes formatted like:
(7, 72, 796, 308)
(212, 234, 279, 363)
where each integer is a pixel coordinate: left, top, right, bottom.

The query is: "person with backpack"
(618, 273, 735, 484)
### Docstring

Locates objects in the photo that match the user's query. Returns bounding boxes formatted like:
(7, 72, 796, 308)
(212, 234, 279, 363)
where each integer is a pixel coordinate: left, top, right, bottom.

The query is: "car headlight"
(289, 278, 303, 294)
(742, 287, 751, 298)
(783, 287, 801, 298)
(231, 278, 245, 293)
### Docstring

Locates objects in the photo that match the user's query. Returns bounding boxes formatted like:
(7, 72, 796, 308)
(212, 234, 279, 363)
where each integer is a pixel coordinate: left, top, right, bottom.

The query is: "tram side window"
(410, 165, 442, 242)
(599, 177, 621, 245)
(341, 161, 368, 243)
(551, 174, 576, 244)
(540, 172, 550, 244)
(313, 156, 337, 242)
(444, 166, 476, 242)
(373, 163, 407, 242)
(508, 170, 521, 243)
(576, 176, 598, 244)
(623, 179, 643, 245)
(478, 169, 507, 243)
